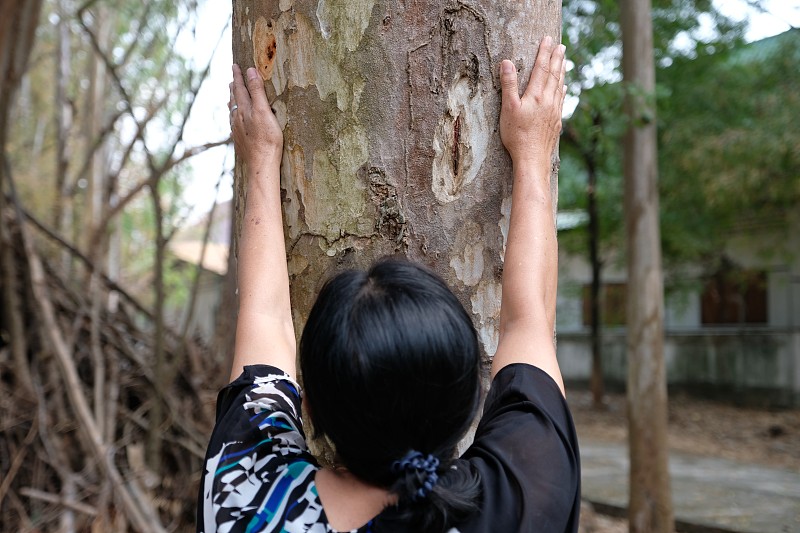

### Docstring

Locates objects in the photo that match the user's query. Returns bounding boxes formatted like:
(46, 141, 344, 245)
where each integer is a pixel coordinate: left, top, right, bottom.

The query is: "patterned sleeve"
(198, 365, 324, 533)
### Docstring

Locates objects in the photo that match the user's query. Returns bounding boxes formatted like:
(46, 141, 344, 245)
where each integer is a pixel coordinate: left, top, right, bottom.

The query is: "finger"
(544, 43, 566, 95)
(244, 67, 270, 111)
(525, 35, 554, 99)
(231, 64, 252, 115)
(499, 60, 521, 108)
(228, 82, 235, 110)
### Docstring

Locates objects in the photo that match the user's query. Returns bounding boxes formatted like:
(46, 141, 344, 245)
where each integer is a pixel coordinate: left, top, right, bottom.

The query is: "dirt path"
(569, 389, 800, 532)
(569, 389, 800, 473)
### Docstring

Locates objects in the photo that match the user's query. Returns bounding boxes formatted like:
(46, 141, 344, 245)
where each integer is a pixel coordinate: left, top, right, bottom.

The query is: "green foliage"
(562, 0, 744, 88)
(559, 83, 625, 263)
(559, 1, 800, 278)
(658, 31, 800, 266)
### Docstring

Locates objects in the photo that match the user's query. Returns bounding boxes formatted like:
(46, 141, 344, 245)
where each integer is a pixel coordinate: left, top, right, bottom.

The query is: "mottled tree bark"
(232, 0, 561, 362)
(620, 0, 674, 531)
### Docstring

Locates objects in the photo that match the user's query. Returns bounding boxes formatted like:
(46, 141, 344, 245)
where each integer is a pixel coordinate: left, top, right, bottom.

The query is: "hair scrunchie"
(392, 450, 440, 501)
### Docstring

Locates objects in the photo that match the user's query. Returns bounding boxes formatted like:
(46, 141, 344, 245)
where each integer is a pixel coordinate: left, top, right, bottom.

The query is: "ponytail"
(389, 453, 481, 532)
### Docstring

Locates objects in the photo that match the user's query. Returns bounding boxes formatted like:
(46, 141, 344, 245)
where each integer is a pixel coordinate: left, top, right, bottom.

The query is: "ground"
(569, 388, 800, 532)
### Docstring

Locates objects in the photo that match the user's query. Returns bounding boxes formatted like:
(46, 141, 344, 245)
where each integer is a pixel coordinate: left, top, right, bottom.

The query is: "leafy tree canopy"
(658, 29, 800, 265)
(560, 1, 798, 274)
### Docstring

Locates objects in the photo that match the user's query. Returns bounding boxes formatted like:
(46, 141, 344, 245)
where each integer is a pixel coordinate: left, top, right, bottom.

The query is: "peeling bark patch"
(271, 13, 352, 111)
(287, 254, 309, 277)
(499, 197, 512, 262)
(431, 76, 489, 204)
(450, 242, 484, 287)
(282, 145, 305, 240)
(315, 0, 375, 57)
(294, 125, 370, 242)
(471, 281, 501, 356)
(254, 17, 277, 81)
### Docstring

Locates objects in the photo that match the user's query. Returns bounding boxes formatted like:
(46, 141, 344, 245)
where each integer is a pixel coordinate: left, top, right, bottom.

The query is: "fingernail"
(501, 60, 514, 75)
(560, 44, 566, 53)
(543, 36, 552, 45)
(247, 67, 258, 80)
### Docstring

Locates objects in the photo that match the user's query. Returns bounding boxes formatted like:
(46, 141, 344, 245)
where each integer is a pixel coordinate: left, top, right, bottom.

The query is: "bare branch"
(20, 487, 98, 517)
(161, 138, 231, 175)
(13, 196, 155, 321)
(0, 418, 37, 506)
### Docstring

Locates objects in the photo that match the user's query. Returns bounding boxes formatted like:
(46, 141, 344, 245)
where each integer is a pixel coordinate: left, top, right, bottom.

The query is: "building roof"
(170, 241, 229, 275)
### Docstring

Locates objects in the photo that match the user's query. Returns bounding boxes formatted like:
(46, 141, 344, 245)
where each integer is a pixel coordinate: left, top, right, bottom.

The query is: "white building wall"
(555, 215, 800, 406)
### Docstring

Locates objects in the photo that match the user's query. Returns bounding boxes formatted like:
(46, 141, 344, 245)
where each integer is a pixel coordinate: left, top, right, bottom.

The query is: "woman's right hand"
(229, 64, 283, 164)
(499, 36, 566, 169)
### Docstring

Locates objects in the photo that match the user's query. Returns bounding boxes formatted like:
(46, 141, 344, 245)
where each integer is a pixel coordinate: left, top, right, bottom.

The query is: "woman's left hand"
(229, 64, 283, 163)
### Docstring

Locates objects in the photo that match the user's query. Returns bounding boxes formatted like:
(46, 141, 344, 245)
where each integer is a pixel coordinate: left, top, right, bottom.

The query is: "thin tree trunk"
(212, 205, 238, 373)
(146, 181, 167, 473)
(587, 137, 604, 408)
(0, 0, 44, 145)
(55, 0, 74, 273)
(0, 0, 45, 398)
(231, 0, 561, 364)
(83, 5, 111, 442)
(620, 0, 674, 531)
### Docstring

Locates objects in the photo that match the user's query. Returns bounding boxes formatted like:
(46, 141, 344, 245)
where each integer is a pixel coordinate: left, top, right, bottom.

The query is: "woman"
(198, 36, 579, 532)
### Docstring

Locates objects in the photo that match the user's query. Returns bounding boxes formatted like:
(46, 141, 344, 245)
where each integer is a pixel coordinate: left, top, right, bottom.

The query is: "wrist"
(512, 164, 553, 204)
(512, 159, 551, 183)
(511, 147, 553, 168)
(246, 149, 282, 168)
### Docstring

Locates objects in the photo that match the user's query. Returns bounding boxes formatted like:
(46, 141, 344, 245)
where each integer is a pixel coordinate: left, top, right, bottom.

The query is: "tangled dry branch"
(0, 198, 226, 532)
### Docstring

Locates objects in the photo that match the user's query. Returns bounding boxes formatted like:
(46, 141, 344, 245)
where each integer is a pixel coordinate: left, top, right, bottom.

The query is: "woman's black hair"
(300, 257, 482, 531)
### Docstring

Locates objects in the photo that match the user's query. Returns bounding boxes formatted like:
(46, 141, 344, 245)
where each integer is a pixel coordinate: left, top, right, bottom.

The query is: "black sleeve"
(460, 363, 581, 533)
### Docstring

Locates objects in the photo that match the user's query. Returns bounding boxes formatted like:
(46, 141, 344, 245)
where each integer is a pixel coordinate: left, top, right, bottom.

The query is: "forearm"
(231, 154, 296, 379)
(492, 158, 561, 390)
(499, 161, 558, 335)
(237, 155, 291, 318)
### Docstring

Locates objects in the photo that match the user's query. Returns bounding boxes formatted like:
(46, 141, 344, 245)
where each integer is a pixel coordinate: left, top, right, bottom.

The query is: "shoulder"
(200, 365, 331, 532)
(217, 365, 302, 416)
(458, 363, 581, 532)
(482, 363, 572, 427)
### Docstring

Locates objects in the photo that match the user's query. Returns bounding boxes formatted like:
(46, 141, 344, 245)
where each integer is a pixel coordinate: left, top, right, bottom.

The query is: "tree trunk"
(587, 144, 604, 408)
(231, 0, 561, 366)
(55, 0, 74, 273)
(146, 181, 167, 472)
(0, 0, 44, 398)
(585, 112, 604, 408)
(620, 0, 674, 531)
(0, 1, 43, 144)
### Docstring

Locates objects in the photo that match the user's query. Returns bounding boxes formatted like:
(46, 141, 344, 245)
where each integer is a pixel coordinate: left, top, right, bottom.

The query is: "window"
(582, 283, 627, 327)
(701, 269, 767, 325)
